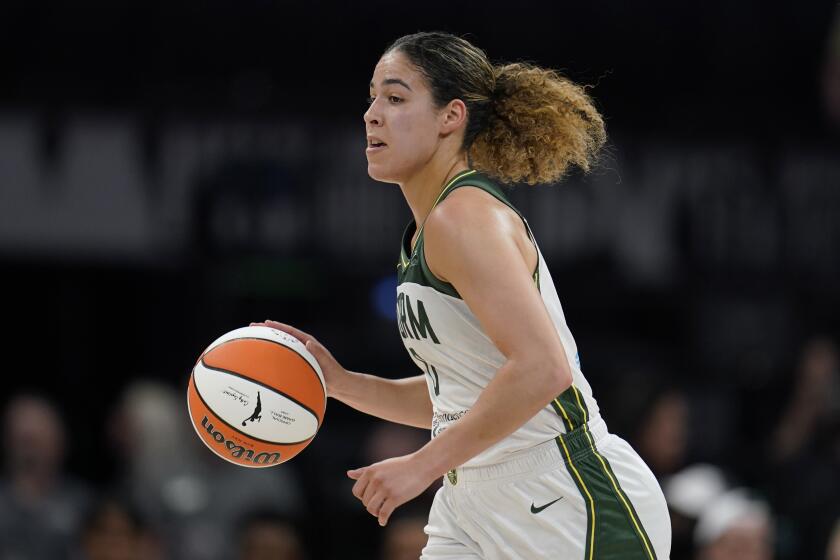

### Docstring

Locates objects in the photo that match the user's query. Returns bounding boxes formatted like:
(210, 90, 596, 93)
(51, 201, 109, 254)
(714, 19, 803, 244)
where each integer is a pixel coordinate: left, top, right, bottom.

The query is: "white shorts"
(421, 417, 671, 560)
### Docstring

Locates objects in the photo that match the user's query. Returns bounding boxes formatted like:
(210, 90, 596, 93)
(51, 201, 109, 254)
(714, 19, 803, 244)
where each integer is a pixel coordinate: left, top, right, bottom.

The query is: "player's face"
(365, 51, 444, 183)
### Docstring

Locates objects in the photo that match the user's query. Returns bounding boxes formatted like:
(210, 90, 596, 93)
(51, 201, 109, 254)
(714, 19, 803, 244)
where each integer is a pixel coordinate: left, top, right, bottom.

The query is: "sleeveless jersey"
(396, 169, 603, 467)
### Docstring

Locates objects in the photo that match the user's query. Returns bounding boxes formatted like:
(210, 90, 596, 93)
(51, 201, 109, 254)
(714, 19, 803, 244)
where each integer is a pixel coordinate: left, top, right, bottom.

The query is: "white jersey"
(396, 169, 603, 467)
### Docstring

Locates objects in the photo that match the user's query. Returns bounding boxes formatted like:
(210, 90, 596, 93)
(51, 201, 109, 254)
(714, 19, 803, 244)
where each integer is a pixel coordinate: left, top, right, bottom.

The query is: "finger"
(351, 472, 369, 500)
(347, 468, 364, 480)
(306, 340, 336, 368)
(366, 490, 387, 516)
(378, 500, 396, 527)
(361, 473, 379, 506)
(263, 320, 314, 344)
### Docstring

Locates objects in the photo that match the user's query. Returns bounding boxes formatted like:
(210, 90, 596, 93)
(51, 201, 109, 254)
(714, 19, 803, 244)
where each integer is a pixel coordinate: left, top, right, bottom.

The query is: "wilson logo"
(200, 416, 281, 465)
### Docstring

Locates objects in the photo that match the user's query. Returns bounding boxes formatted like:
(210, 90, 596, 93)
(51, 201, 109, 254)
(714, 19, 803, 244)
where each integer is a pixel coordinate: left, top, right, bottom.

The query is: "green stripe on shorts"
(556, 426, 657, 560)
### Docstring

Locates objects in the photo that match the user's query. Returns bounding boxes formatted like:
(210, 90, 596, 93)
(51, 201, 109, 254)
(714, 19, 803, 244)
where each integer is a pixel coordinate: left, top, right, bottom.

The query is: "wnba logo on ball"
(200, 416, 281, 465)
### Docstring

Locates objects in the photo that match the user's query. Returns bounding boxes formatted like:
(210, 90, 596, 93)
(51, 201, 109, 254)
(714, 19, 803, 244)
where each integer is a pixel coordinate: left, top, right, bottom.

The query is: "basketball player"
(257, 32, 671, 559)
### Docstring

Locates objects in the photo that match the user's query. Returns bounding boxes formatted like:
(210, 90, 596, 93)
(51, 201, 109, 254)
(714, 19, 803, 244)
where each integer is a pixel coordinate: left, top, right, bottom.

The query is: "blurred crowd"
(0, 385, 433, 560)
(0, 335, 837, 560)
(628, 336, 840, 560)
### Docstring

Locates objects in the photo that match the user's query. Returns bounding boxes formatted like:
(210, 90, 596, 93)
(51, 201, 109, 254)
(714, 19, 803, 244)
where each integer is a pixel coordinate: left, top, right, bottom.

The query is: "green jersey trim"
(397, 170, 540, 299)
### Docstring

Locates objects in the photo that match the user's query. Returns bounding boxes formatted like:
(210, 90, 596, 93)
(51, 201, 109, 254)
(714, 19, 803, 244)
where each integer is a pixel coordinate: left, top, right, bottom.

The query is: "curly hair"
(386, 32, 606, 185)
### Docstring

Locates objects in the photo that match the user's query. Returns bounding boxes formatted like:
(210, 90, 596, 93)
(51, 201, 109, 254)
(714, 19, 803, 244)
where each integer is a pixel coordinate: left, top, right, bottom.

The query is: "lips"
(366, 135, 387, 150)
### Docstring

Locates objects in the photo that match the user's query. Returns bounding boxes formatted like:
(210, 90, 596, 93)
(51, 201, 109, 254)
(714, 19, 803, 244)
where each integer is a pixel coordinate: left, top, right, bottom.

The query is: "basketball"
(187, 325, 326, 467)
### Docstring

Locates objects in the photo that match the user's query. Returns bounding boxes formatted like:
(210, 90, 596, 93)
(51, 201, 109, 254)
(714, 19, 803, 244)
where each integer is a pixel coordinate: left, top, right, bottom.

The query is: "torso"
(396, 169, 602, 467)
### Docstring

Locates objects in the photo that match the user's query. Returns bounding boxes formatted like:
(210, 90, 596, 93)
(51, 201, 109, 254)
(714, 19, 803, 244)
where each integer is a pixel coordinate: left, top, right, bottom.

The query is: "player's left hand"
(347, 453, 438, 526)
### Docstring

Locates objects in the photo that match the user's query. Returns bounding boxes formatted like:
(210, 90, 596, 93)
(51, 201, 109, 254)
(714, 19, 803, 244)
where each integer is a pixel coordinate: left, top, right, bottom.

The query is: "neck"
(399, 152, 470, 230)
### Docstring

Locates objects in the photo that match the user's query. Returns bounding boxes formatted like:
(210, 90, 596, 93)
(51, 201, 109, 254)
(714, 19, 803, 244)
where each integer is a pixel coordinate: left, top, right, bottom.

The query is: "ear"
(439, 99, 467, 136)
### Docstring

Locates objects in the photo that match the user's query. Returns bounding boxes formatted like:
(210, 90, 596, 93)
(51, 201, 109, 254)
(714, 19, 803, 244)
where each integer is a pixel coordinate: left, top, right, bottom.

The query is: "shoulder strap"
(442, 171, 536, 248)
(415, 170, 541, 298)
(439, 170, 516, 213)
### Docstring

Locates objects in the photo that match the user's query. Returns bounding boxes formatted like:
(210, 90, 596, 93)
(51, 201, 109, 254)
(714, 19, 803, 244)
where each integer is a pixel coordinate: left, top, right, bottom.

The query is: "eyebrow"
(369, 78, 412, 91)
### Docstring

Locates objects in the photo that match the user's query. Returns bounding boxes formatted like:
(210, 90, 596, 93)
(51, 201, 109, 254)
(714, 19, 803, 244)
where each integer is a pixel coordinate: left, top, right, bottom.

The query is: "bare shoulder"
(425, 186, 521, 241)
(424, 185, 536, 282)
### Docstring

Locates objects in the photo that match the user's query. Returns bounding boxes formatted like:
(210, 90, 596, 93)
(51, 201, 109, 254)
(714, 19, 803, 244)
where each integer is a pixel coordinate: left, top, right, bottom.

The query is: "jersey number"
(409, 348, 440, 396)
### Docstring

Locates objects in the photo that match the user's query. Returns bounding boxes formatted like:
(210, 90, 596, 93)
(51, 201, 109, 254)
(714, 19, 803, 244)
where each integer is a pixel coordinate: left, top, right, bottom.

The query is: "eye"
(388, 95, 403, 104)
(366, 96, 375, 105)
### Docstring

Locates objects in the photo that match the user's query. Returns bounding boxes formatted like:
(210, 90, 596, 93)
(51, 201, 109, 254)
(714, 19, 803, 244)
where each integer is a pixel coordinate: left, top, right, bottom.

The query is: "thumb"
(347, 467, 364, 480)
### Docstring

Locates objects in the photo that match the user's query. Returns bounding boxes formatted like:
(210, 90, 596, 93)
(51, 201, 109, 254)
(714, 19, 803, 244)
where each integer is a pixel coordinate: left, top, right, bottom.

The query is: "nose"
(364, 99, 381, 127)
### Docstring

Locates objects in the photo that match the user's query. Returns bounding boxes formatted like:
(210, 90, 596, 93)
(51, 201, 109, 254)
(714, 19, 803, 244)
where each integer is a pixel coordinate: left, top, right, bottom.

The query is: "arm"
(333, 372, 432, 429)
(348, 187, 574, 524)
(414, 187, 573, 471)
(255, 320, 432, 429)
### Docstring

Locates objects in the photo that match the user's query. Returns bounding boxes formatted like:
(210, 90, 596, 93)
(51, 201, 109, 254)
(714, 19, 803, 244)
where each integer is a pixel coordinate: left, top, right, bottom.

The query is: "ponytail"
(470, 63, 606, 185)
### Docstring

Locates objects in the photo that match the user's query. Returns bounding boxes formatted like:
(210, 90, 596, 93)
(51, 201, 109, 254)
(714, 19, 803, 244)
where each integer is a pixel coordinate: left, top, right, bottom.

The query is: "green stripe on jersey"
(552, 384, 590, 430)
(397, 170, 539, 298)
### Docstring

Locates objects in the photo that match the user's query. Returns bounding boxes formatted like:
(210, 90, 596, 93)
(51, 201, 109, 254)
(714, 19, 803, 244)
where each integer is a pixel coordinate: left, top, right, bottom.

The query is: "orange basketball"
(187, 326, 326, 467)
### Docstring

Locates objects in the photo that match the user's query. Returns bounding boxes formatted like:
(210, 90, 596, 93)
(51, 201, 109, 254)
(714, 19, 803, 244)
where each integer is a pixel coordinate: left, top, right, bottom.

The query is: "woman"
(258, 32, 671, 559)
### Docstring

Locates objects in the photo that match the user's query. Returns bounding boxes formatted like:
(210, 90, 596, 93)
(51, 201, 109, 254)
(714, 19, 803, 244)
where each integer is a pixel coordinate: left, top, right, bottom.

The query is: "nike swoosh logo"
(530, 497, 563, 514)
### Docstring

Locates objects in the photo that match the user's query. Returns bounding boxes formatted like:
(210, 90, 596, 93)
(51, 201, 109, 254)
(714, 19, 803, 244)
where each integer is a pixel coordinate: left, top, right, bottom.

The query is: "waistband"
(446, 416, 608, 485)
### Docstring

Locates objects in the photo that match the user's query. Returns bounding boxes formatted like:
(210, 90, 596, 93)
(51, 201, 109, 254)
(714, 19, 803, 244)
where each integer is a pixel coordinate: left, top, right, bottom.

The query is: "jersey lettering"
(397, 292, 440, 344)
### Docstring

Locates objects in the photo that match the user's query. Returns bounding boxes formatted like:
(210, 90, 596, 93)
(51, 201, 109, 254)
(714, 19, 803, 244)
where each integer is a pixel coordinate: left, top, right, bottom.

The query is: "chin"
(366, 162, 401, 184)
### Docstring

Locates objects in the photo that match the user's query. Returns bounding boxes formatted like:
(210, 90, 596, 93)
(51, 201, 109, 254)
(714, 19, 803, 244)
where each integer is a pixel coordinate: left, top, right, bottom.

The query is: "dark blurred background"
(2, 1, 840, 559)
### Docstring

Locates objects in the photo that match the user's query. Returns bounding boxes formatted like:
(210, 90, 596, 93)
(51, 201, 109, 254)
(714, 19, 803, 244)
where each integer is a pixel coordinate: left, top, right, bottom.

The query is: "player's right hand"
(250, 319, 348, 399)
